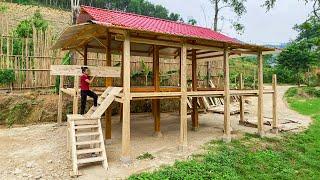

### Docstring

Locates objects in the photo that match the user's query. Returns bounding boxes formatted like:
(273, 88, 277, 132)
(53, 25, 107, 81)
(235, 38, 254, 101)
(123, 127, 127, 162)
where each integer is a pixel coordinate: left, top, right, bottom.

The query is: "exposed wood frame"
(121, 31, 131, 163)
(223, 47, 231, 142)
(239, 73, 245, 124)
(105, 31, 112, 140)
(257, 50, 265, 136)
(73, 76, 79, 114)
(57, 76, 64, 125)
(272, 74, 278, 134)
(191, 49, 199, 131)
(179, 44, 188, 149)
(152, 45, 161, 137)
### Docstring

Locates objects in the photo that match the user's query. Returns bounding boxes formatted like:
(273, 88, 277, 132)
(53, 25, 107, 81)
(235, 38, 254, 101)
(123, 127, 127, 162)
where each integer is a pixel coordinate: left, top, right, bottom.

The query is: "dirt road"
(0, 86, 311, 179)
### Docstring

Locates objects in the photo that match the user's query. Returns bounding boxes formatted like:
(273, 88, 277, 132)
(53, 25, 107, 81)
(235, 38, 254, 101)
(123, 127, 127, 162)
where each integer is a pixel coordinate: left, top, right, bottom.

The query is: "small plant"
(0, 69, 15, 91)
(136, 152, 155, 160)
(6, 101, 31, 127)
(0, 5, 8, 13)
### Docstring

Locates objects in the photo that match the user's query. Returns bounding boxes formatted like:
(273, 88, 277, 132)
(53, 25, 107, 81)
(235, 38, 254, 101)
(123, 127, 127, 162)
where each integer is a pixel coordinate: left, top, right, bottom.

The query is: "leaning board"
(50, 65, 121, 77)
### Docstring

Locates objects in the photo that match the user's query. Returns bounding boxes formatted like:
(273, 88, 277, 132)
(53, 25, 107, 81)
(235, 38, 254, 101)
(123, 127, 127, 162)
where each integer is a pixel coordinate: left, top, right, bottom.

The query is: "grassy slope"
(0, 2, 70, 35)
(129, 87, 320, 179)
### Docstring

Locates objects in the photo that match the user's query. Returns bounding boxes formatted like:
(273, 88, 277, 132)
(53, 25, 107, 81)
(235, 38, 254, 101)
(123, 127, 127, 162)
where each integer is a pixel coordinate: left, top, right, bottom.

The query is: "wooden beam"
(73, 76, 79, 114)
(50, 65, 121, 77)
(84, 45, 88, 65)
(179, 44, 188, 150)
(130, 37, 182, 47)
(271, 74, 278, 134)
(121, 32, 131, 163)
(57, 76, 64, 125)
(239, 73, 245, 125)
(105, 32, 112, 140)
(257, 51, 265, 136)
(75, 48, 84, 57)
(191, 49, 199, 131)
(92, 36, 107, 49)
(152, 45, 162, 137)
(223, 47, 231, 142)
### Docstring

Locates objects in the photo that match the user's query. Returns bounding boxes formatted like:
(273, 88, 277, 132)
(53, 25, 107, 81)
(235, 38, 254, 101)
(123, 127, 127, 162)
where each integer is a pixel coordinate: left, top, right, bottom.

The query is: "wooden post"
(83, 45, 88, 65)
(179, 44, 188, 150)
(239, 73, 245, 125)
(121, 32, 131, 163)
(57, 76, 64, 125)
(271, 74, 278, 134)
(191, 49, 199, 131)
(257, 51, 265, 136)
(73, 76, 79, 114)
(152, 45, 162, 137)
(120, 47, 124, 123)
(223, 47, 231, 142)
(105, 33, 112, 140)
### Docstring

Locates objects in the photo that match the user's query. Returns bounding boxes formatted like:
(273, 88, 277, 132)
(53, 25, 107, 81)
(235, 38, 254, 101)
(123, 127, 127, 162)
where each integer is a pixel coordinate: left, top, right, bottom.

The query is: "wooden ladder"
(67, 87, 122, 176)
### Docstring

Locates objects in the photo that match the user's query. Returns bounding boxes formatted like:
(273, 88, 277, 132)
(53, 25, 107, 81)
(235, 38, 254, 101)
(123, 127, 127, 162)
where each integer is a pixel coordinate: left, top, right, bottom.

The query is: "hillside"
(0, 2, 70, 35)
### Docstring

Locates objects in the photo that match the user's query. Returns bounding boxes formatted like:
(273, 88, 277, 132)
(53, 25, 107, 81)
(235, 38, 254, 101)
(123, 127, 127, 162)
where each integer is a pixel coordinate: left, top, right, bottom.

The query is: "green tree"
(209, 0, 247, 33)
(277, 40, 318, 86)
(187, 18, 197, 25)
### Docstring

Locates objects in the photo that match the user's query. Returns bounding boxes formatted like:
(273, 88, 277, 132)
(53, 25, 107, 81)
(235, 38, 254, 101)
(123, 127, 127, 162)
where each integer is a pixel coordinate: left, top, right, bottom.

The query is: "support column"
(257, 51, 265, 136)
(271, 74, 278, 134)
(120, 48, 124, 123)
(152, 45, 162, 137)
(191, 49, 199, 131)
(121, 32, 131, 163)
(73, 76, 79, 114)
(223, 47, 231, 142)
(179, 44, 188, 150)
(83, 45, 88, 65)
(57, 76, 64, 125)
(105, 33, 112, 140)
(239, 73, 245, 125)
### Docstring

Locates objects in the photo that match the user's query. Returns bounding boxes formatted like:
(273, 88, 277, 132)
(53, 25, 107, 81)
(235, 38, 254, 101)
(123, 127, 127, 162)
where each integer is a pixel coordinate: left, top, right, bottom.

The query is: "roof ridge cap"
(80, 5, 224, 34)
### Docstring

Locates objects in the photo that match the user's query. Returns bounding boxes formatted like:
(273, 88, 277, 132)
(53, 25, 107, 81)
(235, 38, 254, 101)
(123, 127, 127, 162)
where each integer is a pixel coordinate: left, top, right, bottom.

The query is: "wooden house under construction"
(51, 6, 278, 175)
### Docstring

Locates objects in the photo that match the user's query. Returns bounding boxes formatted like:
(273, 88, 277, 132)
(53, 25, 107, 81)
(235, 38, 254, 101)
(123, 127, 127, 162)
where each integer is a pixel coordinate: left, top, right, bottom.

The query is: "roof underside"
(52, 6, 275, 59)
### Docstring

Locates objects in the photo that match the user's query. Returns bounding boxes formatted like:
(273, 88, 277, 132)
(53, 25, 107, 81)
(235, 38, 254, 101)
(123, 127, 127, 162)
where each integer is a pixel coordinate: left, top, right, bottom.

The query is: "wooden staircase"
(67, 87, 122, 176)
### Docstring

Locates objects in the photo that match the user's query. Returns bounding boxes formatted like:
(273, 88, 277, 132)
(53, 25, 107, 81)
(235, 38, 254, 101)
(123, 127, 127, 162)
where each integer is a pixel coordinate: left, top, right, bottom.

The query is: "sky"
(148, 0, 313, 45)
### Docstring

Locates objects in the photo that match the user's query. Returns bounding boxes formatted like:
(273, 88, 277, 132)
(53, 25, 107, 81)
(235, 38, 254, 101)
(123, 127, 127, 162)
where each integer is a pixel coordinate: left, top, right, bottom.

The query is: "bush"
(0, 69, 15, 90)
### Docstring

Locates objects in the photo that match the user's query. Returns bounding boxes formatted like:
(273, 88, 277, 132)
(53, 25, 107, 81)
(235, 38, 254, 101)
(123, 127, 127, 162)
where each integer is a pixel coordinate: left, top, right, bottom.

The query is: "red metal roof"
(78, 6, 239, 44)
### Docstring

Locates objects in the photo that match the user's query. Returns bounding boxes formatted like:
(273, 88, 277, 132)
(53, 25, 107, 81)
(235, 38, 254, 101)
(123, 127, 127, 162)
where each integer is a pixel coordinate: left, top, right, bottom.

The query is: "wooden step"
(74, 120, 98, 125)
(75, 132, 99, 137)
(77, 148, 103, 155)
(75, 125, 99, 129)
(76, 140, 100, 146)
(77, 157, 105, 164)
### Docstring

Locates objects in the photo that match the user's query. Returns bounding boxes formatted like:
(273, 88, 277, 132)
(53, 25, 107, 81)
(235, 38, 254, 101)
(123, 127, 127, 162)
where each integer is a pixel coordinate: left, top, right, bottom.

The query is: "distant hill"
(0, 2, 70, 35)
(264, 43, 288, 49)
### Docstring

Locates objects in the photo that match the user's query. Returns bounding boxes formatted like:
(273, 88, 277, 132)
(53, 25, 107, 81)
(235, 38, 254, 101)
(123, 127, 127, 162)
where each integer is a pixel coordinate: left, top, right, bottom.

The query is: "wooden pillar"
(271, 74, 278, 134)
(105, 32, 112, 140)
(121, 32, 131, 163)
(73, 76, 79, 114)
(120, 47, 124, 123)
(257, 51, 265, 136)
(152, 45, 162, 137)
(179, 44, 188, 150)
(83, 45, 88, 65)
(57, 76, 64, 125)
(191, 49, 199, 131)
(239, 73, 245, 125)
(223, 47, 231, 142)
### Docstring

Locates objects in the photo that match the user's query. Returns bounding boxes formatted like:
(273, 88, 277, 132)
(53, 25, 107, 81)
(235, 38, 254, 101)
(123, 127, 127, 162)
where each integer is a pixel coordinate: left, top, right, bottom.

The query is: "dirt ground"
(0, 86, 311, 180)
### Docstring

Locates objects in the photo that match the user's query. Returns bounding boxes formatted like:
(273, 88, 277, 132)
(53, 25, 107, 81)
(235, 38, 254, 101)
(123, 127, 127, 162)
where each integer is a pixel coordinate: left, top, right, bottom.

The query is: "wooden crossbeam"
(50, 65, 121, 77)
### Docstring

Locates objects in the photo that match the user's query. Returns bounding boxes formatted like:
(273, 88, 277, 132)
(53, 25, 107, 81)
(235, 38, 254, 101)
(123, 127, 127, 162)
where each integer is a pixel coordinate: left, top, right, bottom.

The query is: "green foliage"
(7, 0, 188, 22)
(55, 52, 71, 93)
(0, 4, 8, 13)
(187, 18, 197, 25)
(0, 69, 15, 85)
(137, 152, 155, 160)
(14, 10, 48, 38)
(130, 88, 320, 179)
(277, 40, 318, 85)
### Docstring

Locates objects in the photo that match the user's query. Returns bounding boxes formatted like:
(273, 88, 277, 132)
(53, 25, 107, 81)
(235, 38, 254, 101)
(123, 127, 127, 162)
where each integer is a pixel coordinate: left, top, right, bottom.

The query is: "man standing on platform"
(80, 67, 98, 115)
